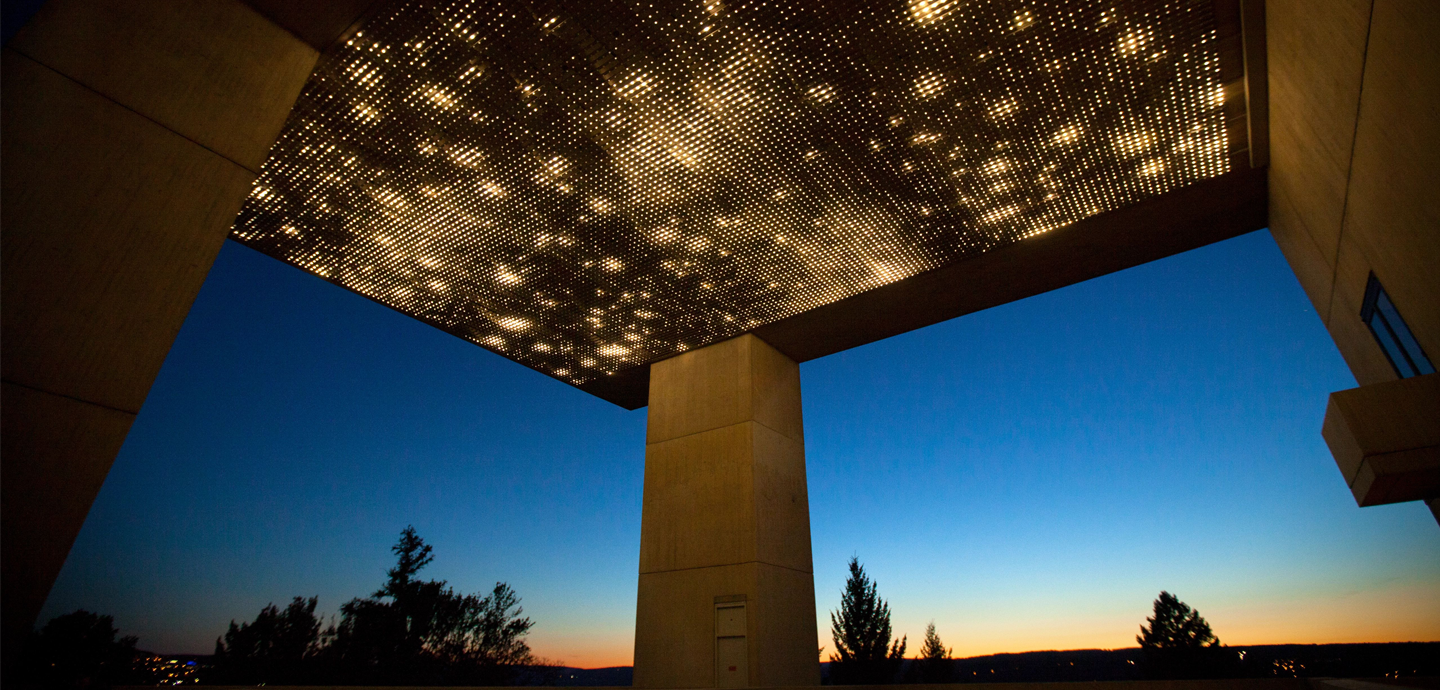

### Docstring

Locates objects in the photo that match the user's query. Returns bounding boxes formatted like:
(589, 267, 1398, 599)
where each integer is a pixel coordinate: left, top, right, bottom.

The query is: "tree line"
(23, 546, 1300, 687)
(210, 526, 542, 685)
(19, 527, 545, 687)
(825, 556, 1236, 684)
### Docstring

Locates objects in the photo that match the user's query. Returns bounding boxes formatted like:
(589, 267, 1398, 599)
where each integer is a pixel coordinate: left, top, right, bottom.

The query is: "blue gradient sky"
(40, 230, 1440, 667)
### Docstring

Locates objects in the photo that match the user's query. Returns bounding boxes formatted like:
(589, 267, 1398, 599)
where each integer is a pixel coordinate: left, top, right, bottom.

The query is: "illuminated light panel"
(234, 0, 1231, 387)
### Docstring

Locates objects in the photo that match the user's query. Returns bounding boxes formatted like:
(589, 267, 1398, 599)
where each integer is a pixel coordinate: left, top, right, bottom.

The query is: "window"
(1361, 273, 1435, 378)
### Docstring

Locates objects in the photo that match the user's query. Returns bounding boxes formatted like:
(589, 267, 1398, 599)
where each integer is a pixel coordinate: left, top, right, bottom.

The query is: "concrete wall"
(636, 334, 820, 688)
(1267, 0, 1439, 384)
(1267, 0, 1440, 518)
(0, 0, 334, 666)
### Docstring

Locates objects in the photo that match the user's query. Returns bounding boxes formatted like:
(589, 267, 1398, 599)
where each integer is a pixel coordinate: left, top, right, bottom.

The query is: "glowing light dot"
(1139, 159, 1167, 176)
(1052, 125, 1083, 145)
(497, 317, 530, 331)
(909, 0, 957, 25)
(236, 0, 1234, 394)
(914, 73, 946, 99)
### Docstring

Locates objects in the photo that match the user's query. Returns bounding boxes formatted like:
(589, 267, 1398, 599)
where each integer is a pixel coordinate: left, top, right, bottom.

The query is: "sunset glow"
(40, 233, 1440, 665)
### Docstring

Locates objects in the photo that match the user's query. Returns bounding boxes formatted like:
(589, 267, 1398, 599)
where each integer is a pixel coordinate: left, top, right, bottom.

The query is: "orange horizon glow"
(529, 580, 1440, 670)
(534, 636, 1440, 671)
(532, 635, 1440, 672)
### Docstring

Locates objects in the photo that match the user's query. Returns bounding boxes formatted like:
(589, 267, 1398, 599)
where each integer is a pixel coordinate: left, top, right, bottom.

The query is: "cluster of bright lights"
(235, 0, 1230, 386)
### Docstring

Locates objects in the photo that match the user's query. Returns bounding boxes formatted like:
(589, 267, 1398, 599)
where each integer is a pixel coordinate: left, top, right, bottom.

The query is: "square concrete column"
(634, 334, 820, 688)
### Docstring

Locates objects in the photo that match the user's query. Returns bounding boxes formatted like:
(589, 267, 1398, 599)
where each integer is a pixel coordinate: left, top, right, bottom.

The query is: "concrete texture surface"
(1267, 0, 1440, 515)
(11, 0, 316, 173)
(1, 0, 318, 668)
(635, 335, 819, 688)
(242, 0, 384, 51)
(1323, 373, 1440, 507)
(0, 381, 136, 661)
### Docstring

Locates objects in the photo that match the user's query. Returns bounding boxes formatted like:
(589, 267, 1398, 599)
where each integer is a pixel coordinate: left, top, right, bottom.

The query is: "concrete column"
(1, 0, 324, 666)
(634, 334, 820, 688)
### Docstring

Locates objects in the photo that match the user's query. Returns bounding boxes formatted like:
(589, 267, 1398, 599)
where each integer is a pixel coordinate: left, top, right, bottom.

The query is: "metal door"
(715, 603, 748, 687)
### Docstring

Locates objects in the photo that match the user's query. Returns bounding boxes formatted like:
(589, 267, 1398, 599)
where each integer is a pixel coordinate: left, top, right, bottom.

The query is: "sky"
(39, 229, 1440, 668)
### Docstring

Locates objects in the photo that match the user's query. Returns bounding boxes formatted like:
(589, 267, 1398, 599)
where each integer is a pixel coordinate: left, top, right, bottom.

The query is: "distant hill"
(549, 665, 634, 686)
(942, 647, 1146, 683)
(934, 642, 1439, 683)
(546, 642, 1439, 686)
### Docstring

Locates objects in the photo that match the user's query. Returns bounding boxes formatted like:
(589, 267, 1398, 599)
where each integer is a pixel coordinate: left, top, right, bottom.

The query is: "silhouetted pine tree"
(1137, 591, 1233, 679)
(828, 557, 906, 684)
(917, 622, 953, 683)
(1138, 591, 1218, 649)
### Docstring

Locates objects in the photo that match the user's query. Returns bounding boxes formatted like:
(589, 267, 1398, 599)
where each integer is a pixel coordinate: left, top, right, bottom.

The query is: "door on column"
(715, 602, 748, 687)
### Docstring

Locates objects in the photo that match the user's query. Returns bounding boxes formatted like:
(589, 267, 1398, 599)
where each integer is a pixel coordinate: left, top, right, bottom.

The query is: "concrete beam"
(242, 0, 386, 52)
(1, 0, 316, 667)
(1322, 373, 1440, 507)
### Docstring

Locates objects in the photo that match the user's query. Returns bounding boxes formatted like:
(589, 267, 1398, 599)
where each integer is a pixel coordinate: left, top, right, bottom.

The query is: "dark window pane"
(1370, 312, 1419, 378)
(1375, 291, 1436, 376)
(1360, 273, 1435, 378)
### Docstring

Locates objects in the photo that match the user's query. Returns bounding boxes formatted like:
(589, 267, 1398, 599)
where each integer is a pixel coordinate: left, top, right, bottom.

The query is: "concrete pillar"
(634, 334, 820, 688)
(0, 0, 325, 668)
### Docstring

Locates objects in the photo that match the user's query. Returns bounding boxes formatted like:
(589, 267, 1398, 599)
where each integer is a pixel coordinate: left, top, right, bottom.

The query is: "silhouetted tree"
(212, 596, 324, 684)
(916, 622, 953, 683)
(467, 583, 538, 667)
(386, 525, 435, 593)
(22, 610, 138, 688)
(828, 557, 906, 684)
(1138, 591, 1218, 649)
(1137, 591, 1232, 679)
(322, 526, 536, 684)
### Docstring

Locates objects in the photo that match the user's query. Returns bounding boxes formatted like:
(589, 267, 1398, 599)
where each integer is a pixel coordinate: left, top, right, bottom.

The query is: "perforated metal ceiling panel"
(235, 0, 1232, 392)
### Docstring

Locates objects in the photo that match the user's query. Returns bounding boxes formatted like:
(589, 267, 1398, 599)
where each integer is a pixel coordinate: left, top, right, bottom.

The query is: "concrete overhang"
(1323, 373, 1440, 508)
(233, 0, 1270, 409)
